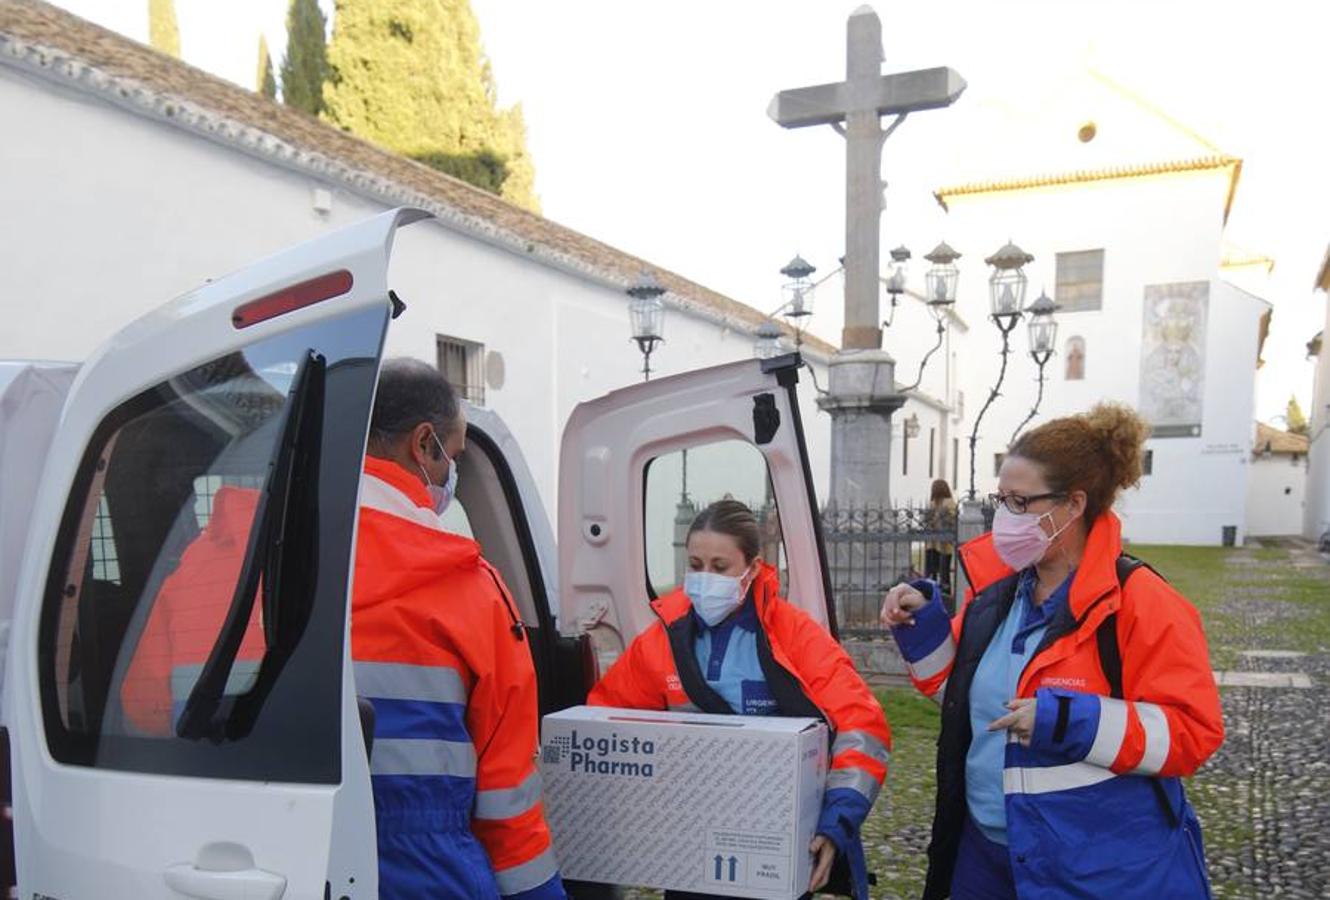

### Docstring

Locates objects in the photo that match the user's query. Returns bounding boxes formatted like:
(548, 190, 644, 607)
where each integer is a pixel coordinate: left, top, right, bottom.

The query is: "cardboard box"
(540, 705, 827, 899)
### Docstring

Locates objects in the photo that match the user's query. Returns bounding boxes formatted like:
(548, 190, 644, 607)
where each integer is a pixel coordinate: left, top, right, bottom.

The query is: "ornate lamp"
(627, 269, 666, 381)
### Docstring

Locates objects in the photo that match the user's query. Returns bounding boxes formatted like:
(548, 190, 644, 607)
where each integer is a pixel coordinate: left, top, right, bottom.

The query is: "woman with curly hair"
(880, 404, 1223, 899)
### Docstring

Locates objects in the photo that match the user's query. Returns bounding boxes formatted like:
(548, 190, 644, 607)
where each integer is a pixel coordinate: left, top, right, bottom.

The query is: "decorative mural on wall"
(1139, 281, 1208, 438)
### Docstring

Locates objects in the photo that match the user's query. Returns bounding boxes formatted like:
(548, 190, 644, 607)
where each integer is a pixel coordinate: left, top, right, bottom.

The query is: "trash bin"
(1221, 526, 1237, 547)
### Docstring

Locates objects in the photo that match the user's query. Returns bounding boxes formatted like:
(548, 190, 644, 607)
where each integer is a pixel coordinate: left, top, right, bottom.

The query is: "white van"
(0, 209, 839, 899)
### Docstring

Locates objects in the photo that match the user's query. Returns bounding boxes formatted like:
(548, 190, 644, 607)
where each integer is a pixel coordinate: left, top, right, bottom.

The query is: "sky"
(51, 0, 1330, 424)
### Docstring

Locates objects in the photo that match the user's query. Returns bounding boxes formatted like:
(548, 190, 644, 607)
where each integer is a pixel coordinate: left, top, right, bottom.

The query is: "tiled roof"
(934, 155, 1243, 225)
(1254, 422, 1309, 457)
(0, 0, 837, 356)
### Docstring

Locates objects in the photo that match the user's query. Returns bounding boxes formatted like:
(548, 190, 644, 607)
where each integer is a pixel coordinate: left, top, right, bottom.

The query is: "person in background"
(589, 499, 889, 900)
(353, 358, 566, 900)
(923, 478, 957, 595)
(879, 403, 1223, 899)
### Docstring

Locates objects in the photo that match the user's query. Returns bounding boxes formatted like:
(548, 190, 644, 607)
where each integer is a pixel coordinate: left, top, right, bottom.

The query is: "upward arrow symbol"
(714, 854, 724, 881)
(728, 855, 739, 882)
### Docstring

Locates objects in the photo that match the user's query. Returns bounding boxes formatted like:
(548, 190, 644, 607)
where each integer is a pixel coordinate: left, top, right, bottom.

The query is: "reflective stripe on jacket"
(587, 563, 889, 900)
(353, 457, 565, 900)
(892, 511, 1223, 899)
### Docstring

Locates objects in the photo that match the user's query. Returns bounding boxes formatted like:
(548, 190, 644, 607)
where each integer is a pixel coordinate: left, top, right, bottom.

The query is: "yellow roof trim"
(935, 156, 1243, 224)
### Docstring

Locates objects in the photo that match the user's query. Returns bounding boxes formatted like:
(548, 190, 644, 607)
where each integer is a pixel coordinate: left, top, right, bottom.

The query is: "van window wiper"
(176, 350, 326, 741)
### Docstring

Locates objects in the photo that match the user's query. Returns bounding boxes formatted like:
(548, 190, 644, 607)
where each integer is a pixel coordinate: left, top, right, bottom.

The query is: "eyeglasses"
(987, 491, 1066, 514)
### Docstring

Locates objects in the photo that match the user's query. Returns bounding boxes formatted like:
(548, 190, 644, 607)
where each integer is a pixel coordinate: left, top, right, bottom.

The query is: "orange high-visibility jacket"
(120, 485, 266, 736)
(352, 457, 564, 900)
(588, 563, 889, 900)
(893, 511, 1224, 899)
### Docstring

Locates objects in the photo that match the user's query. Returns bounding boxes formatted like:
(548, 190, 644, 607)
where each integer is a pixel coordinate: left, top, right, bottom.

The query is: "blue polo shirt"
(692, 601, 779, 716)
(966, 567, 1074, 844)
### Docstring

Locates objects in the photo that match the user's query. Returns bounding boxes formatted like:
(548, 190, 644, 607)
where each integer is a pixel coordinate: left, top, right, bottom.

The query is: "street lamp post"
(967, 241, 1034, 499)
(1010, 291, 1059, 444)
(627, 269, 666, 381)
(904, 241, 961, 392)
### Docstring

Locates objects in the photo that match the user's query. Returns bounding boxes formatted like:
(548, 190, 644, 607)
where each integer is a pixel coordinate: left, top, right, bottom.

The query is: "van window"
(644, 441, 789, 597)
(39, 306, 384, 782)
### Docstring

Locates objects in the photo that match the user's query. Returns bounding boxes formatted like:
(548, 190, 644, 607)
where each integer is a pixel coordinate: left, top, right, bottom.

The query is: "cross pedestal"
(818, 350, 906, 510)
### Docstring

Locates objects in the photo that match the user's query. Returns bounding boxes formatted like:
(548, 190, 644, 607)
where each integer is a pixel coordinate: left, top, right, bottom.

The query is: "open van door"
(4, 208, 428, 899)
(557, 355, 834, 670)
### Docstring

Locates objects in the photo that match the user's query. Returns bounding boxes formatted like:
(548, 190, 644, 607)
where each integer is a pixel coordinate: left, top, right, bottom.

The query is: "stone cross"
(768, 6, 965, 351)
(768, 6, 964, 516)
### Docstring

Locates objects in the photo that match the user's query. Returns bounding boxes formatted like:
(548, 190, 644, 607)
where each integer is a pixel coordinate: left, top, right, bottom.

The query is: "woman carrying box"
(588, 499, 890, 900)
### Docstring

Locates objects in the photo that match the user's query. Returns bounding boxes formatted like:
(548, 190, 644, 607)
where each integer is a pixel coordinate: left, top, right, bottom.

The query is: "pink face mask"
(991, 504, 1077, 571)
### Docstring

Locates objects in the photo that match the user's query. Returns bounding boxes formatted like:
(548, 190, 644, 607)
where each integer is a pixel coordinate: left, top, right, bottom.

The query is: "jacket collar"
(363, 455, 433, 509)
(960, 510, 1125, 620)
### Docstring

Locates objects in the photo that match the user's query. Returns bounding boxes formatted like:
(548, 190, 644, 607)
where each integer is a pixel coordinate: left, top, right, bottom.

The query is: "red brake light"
(232, 270, 354, 329)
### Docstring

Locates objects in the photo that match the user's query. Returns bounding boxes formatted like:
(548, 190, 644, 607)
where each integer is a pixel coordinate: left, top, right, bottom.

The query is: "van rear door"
(557, 355, 835, 671)
(4, 208, 428, 900)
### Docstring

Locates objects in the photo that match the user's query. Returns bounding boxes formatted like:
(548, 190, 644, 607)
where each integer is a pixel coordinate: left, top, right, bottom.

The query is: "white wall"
(936, 172, 1263, 544)
(0, 65, 832, 530)
(1247, 454, 1308, 537)
(1306, 294, 1330, 541)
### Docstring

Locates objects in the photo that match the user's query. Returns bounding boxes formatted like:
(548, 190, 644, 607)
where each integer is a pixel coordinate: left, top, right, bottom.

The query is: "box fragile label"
(540, 706, 827, 899)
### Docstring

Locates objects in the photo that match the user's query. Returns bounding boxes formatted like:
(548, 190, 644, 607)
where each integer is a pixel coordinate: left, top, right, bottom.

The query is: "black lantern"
(753, 319, 786, 360)
(924, 241, 961, 313)
(627, 269, 666, 380)
(883, 245, 910, 326)
(984, 241, 1034, 331)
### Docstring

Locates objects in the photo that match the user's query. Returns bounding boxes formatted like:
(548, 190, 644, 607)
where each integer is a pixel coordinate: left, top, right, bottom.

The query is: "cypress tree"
(281, 0, 329, 116)
(257, 35, 278, 99)
(148, 0, 180, 58)
(1287, 396, 1309, 436)
(324, 0, 539, 211)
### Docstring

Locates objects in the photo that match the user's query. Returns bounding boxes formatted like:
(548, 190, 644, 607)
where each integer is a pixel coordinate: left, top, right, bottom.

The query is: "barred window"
(1055, 250, 1104, 312)
(436, 334, 486, 406)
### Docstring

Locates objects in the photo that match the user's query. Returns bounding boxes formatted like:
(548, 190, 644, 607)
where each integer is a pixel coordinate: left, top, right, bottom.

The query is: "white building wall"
(0, 65, 831, 524)
(1306, 294, 1330, 542)
(1246, 454, 1308, 537)
(938, 172, 1262, 544)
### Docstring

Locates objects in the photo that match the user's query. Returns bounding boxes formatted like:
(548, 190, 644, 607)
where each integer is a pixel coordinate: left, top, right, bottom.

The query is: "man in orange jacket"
(353, 358, 565, 900)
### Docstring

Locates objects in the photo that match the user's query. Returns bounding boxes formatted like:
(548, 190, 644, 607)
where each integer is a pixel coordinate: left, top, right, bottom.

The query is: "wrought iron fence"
(821, 504, 963, 637)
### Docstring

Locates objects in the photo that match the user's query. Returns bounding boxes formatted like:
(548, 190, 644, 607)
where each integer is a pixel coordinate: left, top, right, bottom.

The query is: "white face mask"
(418, 430, 458, 515)
(684, 566, 755, 627)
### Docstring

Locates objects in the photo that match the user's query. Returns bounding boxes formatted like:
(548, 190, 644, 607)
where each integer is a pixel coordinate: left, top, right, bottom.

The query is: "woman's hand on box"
(809, 835, 836, 893)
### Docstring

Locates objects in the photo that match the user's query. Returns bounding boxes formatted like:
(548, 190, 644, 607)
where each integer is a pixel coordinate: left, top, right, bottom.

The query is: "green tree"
(148, 0, 180, 58)
(281, 0, 329, 116)
(1287, 396, 1309, 436)
(323, 0, 539, 211)
(257, 35, 278, 99)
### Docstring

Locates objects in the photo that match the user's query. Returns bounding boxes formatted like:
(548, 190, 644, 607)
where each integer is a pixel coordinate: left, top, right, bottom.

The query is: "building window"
(1055, 249, 1104, 312)
(994, 453, 1006, 477)
(1143, 449, 1153, 475)
(902, 428, 910, 476)
(952, 438, 959, 488)
(436, 334, 486, 405)
(1065, 336, 1086, 380)
(929, 428, 936, 479)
